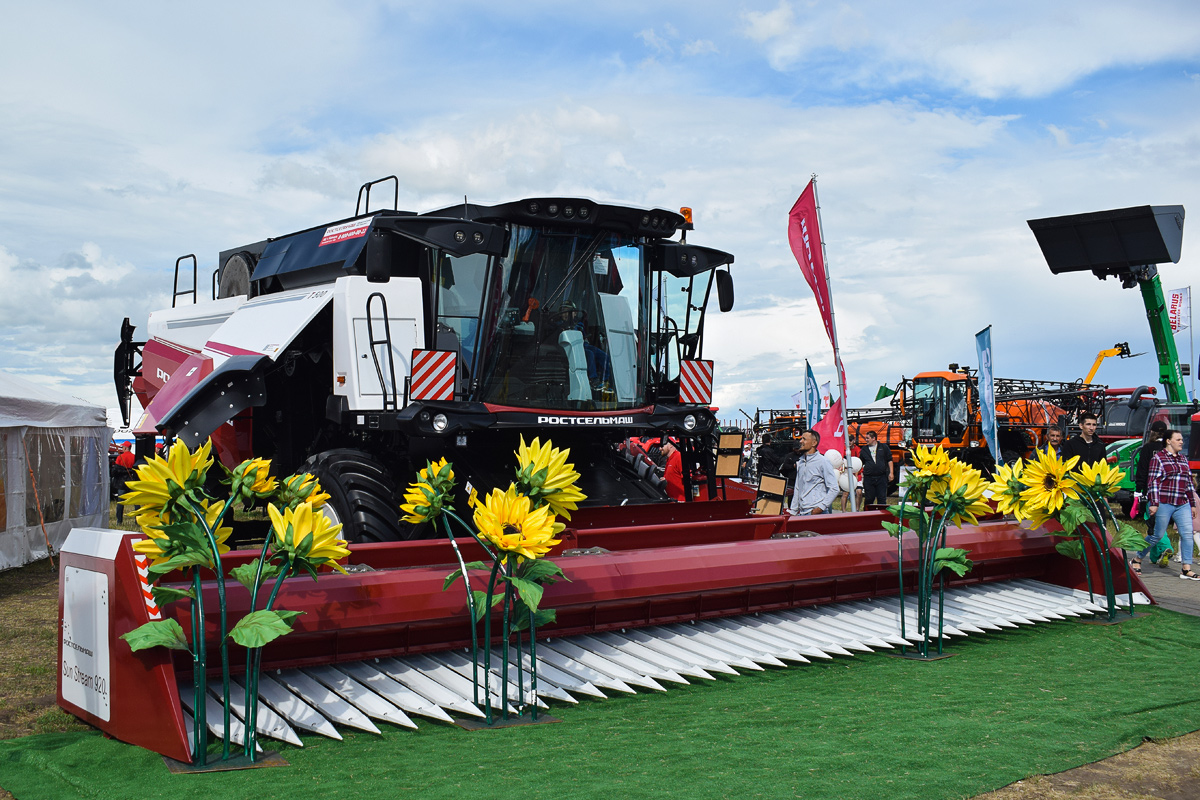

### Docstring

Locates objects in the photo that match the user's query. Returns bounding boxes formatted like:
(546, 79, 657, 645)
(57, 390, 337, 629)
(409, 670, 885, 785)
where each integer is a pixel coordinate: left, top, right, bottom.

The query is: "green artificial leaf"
(228, 610, 296, 648)
(1057, 500, 1091, 534)
(1055, 540, 1085, 561)
(274, 609, 304, 628)
(229, 559, 281, 593)
(146, 551, 210, 575)
(933, 547, 973, 577)
(443, 561, 489, 591)
(510, 607, 556, 632)
(470, 590, 506, 622)
(121, 619, 190, 652)
(298, 560, 320, 582)
(881, 520, 916, 539)
(519, 558, 567, 585)
(150, 585, 194, 607)
(507, 576, 545, 613)
(1113, 523, 1148, 552)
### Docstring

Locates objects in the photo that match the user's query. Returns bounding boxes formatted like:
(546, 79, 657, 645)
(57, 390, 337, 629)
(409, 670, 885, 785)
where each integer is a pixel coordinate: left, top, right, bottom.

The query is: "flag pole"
(811, 174, 857, 512)
(804, 358, 810, 427)
(1190, 286, 1195, 401)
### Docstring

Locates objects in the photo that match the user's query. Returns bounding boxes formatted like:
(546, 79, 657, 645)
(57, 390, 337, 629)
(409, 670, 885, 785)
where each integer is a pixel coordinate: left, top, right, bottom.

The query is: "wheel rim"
(319, 501, 342, 528)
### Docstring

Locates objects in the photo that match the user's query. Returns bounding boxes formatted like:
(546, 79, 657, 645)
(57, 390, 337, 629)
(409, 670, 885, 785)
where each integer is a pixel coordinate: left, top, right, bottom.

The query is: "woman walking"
(1133, 429, 1199, 580)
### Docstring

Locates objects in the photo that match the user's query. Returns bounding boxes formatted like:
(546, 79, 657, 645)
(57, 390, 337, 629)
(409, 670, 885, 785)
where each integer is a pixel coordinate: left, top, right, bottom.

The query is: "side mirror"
(715, 269, 734, 312)
(366, 228, 393, 283)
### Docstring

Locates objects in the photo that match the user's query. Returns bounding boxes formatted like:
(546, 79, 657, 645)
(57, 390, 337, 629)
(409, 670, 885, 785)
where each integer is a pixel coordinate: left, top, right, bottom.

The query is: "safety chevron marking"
(678, 359, 714, 405)
(410, 350, 457, 401)
(134, 553, 162, 620)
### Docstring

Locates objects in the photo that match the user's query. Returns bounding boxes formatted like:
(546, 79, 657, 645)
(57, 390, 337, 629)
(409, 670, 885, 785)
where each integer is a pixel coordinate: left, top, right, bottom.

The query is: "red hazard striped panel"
(134, 553, 162, 620)
(410, 350, 457, 401)
(678, 359, 714, 405)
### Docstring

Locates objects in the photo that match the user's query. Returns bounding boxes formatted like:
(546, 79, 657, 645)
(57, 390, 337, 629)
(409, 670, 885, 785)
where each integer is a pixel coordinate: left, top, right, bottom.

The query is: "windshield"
(913, 377, 946, 440)
(473, 225, 648, 410)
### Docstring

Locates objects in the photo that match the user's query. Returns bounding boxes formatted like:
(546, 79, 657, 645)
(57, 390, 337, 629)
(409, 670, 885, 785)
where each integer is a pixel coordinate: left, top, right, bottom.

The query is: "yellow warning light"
(680, 207, 693, 224)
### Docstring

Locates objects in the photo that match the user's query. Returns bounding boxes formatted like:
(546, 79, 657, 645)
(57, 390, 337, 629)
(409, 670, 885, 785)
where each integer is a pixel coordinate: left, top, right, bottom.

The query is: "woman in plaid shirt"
(1135, 430, 1200, 580)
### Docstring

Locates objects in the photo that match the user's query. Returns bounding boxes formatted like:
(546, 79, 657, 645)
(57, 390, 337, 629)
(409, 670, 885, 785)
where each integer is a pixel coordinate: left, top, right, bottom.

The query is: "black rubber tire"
(300, 449, 407, 544)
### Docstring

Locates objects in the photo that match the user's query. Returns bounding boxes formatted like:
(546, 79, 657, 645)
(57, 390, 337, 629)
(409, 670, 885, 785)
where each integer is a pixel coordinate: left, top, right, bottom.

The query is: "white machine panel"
(147, 296, 247, 354)
(203, 286, 335, 365)
(332, 276, 424, 410)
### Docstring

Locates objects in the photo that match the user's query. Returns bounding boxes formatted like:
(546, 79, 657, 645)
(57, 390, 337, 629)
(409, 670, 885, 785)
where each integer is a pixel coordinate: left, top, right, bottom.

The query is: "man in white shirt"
(787, 430, 840, 516)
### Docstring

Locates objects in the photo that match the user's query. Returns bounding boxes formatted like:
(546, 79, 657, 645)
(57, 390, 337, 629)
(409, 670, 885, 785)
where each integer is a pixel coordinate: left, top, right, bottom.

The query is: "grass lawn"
(2, 600, 1199, 800)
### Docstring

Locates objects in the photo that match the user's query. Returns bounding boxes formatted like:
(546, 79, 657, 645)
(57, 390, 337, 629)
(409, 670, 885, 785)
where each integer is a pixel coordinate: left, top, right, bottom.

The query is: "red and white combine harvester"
(57, 179, 1148, 761)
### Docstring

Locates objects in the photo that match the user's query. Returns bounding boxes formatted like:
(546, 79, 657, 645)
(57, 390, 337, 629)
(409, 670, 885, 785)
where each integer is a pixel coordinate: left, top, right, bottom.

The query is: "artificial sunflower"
(267, 501, 350, 574)
(277, 472, 330, 510)
(401, 480, 442, 524)
(987, 459, 1028, 520)
(419, 458, 456, 492)
(904, 444, 951, 493)
(514, 436, 587, 519)
(1019, 448, 1080, 517)
(121, 439, 214, 516)
(1076, 459, 1125, 498)
(132, 498, 233, 569)
(927, 458, 993, 527)
(473, 485, 564, 561)
(228, 457, 278, 505)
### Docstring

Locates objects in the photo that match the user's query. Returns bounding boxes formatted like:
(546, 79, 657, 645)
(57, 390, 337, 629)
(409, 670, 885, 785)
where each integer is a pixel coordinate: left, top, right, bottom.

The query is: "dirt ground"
(977, 731, 1200, 799)
(2, 530, 1198, 800)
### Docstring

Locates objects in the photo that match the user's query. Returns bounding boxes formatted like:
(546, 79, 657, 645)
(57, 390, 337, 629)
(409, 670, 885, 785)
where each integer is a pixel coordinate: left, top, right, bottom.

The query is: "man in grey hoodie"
(787, 429, 840, 516)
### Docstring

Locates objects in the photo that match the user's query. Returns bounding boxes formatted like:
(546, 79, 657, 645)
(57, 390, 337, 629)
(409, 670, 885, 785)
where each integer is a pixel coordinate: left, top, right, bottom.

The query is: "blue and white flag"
(976, 326, 1000, 465)
(805, 361, 822, 426)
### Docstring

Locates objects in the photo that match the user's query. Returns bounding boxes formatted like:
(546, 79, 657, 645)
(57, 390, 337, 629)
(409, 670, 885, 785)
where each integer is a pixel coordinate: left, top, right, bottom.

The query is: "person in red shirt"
(661, 438, 685, 501)
(115, 442, 135, 469)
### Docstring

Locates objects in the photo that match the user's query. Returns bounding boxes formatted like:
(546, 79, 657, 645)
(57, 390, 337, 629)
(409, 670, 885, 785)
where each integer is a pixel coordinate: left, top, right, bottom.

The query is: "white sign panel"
(1167, 286, 1191, 333)
(61, 567, 111, 721)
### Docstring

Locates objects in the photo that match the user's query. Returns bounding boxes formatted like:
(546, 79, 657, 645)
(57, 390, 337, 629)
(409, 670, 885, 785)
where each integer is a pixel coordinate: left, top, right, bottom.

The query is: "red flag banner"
(788, 182, 834, 346)
(812, 398, 846, 456)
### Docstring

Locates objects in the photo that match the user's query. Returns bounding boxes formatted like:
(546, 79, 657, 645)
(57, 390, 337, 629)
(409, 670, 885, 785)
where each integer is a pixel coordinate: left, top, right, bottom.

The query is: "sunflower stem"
(440, 514, 480, 707)
(1081, 492, 1117, 620)
(483, 558, 501, 724)
(529, 605, 538, 721)
(895, 485, 912, 654)
(243, 558, 293, 760)
(501, 562, 513, 721)
(444, 508, 500, 563)
(185, 497, 232, 761)
(190, 568, 207, 766)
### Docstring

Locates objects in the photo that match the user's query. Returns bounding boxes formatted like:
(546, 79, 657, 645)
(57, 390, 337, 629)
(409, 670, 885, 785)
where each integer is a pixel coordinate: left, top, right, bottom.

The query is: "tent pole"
(21, 436, 56, 568)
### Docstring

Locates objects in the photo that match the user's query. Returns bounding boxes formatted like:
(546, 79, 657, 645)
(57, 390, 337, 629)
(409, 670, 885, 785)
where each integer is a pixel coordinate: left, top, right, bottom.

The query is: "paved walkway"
(1138, 557, 1200, 616)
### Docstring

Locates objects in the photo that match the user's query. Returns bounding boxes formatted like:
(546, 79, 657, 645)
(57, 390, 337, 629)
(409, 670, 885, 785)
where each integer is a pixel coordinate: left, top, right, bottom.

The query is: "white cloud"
(741, 1, 1200, 98)
(682, 40, 720, 57)
(1, 2, 1198, 417)
(638, 28, 674, 54)
(1046, 124, 1072, 147)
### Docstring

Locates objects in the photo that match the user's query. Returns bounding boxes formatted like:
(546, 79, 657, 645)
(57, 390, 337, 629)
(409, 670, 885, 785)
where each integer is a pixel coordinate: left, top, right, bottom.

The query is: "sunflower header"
(984, 446, 1143, 622)
(118, 439, 348, 766)
(414, 438, 585, 725)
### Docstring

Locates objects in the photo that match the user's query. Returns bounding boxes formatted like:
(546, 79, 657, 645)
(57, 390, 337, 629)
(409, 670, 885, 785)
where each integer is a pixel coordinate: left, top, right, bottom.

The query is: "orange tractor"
(849, 367, 1108, 475)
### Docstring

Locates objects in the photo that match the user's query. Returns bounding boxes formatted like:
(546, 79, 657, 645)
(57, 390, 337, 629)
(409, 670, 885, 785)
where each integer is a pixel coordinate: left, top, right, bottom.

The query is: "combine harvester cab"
(115, 182, 741, 540)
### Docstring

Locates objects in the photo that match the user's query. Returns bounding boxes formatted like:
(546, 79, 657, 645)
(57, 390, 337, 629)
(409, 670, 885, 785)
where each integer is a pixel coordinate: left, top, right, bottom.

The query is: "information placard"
(61, 566, 110, 721)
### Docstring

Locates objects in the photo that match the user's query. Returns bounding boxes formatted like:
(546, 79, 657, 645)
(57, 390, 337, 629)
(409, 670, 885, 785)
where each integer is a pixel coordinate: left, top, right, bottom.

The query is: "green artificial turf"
(3, 606, 1199, 800)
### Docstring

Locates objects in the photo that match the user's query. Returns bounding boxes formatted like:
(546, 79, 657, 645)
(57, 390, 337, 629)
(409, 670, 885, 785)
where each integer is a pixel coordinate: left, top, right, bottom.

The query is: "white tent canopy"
(1, 372, 110, 571)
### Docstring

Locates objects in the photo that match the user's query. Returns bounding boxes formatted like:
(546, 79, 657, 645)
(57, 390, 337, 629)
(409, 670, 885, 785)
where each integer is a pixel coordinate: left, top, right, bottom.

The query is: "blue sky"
(2, 1, 1199, 423)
